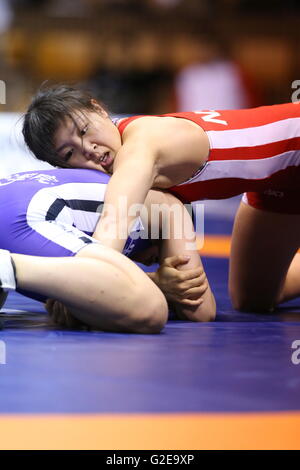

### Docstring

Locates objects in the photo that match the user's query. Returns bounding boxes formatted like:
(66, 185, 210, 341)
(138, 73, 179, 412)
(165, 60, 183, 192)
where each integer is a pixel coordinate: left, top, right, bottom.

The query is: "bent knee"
(230, 292, 275, 313)
(130, 288, 168, 334)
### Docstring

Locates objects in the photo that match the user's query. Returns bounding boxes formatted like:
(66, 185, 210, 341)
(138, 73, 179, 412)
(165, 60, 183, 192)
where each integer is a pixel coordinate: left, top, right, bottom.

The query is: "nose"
(83, 143, 97, 160)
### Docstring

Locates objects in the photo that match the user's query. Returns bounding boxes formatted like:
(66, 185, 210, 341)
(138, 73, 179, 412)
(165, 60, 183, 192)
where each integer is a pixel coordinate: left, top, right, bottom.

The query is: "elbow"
(195, 293, 217, 322)
(202, 306, 216, 322)
(193, 303, 216, 322)
(174, 297, 216, 323)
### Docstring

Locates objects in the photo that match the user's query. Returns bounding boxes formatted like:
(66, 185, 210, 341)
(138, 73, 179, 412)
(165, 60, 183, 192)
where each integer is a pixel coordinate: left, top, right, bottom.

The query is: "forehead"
(54, 110, 88, 137)
(53, 116, 76, 145)
(54, 109, 109, 144)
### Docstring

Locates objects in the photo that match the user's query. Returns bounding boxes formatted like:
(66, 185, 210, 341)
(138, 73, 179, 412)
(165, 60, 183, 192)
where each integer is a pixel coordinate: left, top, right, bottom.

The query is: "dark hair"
(22, 83, 106, 167)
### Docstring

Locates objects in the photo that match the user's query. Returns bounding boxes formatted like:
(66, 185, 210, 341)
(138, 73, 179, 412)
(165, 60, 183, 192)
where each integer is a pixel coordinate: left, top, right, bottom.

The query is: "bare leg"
(229, 201, 300, 312)
(10, 244, 168, 333)
(277, 253, 300, 303)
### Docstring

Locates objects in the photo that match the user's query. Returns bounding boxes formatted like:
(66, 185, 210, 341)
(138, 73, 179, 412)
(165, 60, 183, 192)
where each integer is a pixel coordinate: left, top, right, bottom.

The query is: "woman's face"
(53, 108, 122, 174)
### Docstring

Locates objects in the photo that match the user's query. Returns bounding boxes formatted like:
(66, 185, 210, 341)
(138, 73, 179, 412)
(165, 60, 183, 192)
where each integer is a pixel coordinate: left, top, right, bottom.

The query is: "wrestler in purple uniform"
(0, 168, 150, 301)
(0, 168, 214, 323)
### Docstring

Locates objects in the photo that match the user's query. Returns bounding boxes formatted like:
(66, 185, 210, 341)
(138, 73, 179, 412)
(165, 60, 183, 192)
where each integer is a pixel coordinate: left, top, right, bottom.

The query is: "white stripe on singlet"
(26, 182, 107, 253)
(179, 150, 300, 186)
(206, 117, 300, 150)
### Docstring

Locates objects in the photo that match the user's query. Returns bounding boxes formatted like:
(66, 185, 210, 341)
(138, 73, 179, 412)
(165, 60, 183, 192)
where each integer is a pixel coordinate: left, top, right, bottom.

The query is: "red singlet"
(116, 103, 300, 214)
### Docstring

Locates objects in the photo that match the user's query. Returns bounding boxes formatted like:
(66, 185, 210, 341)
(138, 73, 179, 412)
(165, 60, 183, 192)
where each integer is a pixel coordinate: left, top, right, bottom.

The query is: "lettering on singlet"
(263, 189, 284, 198)
(0, 173, 58, 187)
(194, 111, 228, 126)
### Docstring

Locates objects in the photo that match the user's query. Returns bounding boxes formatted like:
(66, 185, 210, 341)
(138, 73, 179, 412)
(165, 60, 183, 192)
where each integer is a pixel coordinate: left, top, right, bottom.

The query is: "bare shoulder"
(122, 116, 167, 141)
(120, 117, 168, 162)
(122, 115, 206, 154)
(119, 115, 209, 186)
(123, 115, 200, 140)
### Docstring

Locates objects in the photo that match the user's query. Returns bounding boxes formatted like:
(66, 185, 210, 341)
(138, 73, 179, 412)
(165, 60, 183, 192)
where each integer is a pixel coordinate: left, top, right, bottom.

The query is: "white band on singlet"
(0, 249, 16, 291)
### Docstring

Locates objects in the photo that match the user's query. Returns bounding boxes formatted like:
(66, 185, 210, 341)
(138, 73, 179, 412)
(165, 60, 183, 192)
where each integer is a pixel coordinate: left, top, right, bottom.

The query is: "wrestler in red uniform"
(22, 86, 300, 313)
(116, 104, 300, 213)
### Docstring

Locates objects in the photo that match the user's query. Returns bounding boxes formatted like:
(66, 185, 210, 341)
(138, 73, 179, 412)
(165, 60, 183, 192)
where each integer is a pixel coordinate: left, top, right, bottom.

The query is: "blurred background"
(1, 0, 300, 113)
(0, 0, 299, 177)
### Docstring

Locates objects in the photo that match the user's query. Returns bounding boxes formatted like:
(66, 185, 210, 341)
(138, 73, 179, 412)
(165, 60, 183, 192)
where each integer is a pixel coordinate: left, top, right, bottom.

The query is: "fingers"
(177, 267, 204, 281)
(159, 264, 205, 284)
(180, 272, 206, 289)
(163, 255, 191, 268)
(181, 283, 209, 299)
(166, 281, 209, 304)
(179, 297, 204, 306)
(176, 271, 207, 292)
(173, 275, 209, 303)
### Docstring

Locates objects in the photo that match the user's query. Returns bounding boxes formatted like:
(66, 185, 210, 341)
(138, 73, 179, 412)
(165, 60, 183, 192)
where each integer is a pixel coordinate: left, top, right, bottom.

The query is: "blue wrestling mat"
(0, 213, 299, 449)
(1, 257, 300, 415)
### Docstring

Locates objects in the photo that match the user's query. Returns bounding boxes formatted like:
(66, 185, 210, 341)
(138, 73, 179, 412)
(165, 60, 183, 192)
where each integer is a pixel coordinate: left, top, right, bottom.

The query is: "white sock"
(0, 249, 16, 291)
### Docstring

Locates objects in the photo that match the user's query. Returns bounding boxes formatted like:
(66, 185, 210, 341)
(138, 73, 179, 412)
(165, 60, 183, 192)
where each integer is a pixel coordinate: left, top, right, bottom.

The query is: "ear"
(91, 99, 108, 118)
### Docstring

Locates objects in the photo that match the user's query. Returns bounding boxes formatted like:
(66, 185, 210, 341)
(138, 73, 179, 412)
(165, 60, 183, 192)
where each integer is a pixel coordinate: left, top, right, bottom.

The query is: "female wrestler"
(22, 84, 300, 312)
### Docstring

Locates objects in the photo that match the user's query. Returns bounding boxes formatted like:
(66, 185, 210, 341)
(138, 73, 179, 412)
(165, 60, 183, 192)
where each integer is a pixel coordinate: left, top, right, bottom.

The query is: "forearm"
(92, 150, 156, 252)
(173, 286, 216, 322)
(156, 192, 216, 321)
(146, 269, 215, 321)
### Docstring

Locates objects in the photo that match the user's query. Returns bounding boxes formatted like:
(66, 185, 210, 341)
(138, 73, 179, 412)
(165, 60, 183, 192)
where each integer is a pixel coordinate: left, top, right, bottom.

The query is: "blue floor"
(1, 254, 300, 414)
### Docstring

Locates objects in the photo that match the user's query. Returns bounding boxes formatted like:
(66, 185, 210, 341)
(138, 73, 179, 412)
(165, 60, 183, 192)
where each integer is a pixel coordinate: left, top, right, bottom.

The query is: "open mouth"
(100, 151, 113, 170)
